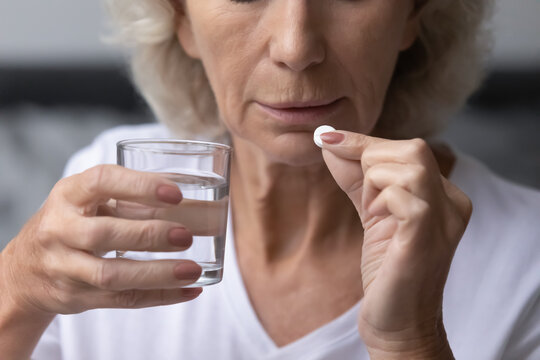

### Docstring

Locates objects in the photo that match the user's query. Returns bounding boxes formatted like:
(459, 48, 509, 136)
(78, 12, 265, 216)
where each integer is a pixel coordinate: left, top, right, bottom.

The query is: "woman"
(1, 0, 539, 359)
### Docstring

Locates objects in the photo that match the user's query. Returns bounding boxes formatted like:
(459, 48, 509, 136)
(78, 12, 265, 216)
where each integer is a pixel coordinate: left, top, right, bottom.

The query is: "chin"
(268, 149, 324, 167)
(262, 135, 326, 167)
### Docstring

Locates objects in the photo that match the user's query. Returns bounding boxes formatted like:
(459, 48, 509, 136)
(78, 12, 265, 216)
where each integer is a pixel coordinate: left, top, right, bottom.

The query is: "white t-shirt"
(32, 124, 540, 360)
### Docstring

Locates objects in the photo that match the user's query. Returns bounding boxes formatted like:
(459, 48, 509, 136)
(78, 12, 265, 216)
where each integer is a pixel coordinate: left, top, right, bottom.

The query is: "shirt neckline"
(221, 207, 362, 358)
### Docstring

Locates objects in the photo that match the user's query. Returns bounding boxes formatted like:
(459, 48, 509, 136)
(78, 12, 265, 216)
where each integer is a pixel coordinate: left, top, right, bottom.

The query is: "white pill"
(313, 125, 336, 148)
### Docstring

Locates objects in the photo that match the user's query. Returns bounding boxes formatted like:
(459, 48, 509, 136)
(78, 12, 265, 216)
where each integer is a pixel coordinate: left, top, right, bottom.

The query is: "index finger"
(319, 130, 384, 160)
(60, 165, 183, 208)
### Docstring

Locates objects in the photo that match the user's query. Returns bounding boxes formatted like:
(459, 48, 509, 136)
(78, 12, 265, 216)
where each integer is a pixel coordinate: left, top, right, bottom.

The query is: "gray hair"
(104, 0, 493, 140)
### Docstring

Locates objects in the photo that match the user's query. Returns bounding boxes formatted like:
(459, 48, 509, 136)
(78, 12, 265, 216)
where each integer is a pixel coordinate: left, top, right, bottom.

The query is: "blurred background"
(0, 0, 539, 249)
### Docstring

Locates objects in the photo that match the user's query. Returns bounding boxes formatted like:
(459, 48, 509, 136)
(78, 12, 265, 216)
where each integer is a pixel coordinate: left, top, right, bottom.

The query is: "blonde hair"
(104, 0, 493, 140)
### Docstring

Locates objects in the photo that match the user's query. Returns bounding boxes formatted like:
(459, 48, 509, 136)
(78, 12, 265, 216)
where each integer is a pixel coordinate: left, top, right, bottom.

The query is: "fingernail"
(320, 132, 345, 144)
(174, 262, 202, 280)
(168, 228, 192, 247)
(157, 185, 183, 204)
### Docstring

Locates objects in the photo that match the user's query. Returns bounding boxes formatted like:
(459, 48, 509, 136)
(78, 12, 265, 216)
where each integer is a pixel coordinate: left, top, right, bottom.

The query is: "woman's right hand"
(1, 164, 203, 318)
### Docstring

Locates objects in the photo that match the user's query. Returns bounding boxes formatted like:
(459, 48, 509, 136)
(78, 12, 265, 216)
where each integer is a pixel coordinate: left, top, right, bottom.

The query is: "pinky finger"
(98, 287, 203, 309)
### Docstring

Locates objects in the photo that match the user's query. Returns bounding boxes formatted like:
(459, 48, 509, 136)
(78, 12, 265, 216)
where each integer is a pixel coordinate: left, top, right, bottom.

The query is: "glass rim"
(117, 138, 232, 155)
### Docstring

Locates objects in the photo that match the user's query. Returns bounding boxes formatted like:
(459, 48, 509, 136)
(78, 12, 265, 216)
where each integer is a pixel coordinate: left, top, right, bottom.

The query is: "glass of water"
(116, 139, 232, 287)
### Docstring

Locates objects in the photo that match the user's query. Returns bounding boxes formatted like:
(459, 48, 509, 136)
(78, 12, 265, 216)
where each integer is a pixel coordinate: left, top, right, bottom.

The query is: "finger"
(368, 185, 429, 224)
(60, 165, 183, 209)
(153, 197, 229, 236)
(360, 138, 440, 181)
(112, 197, 229, 237)
(321, 149, 364, 213)
(66, 217, 193, 253)
(321, 132, 439, 174)
(95, 287, 203, 309)
(362, 163, 433, 212)
(67, 253, 202, 290)
(366, 185, 438, 256)
(61, 285, 203, 311)
(320, 130, 384, 160)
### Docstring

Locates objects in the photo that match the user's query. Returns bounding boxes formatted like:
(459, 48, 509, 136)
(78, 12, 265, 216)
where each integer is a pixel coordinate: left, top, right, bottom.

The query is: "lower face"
(181, 0, 416, 166)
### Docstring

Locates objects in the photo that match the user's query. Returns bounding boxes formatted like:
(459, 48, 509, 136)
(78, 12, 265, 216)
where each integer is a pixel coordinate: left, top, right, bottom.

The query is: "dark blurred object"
(469, 69, 540, 111)
(0, 65, 146, 112)
(439, 107, 540, 190)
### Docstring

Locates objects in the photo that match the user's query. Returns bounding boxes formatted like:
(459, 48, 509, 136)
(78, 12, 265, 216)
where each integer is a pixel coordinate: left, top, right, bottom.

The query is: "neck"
(229, 137, 456, 268)
(230, 136, 362, 267)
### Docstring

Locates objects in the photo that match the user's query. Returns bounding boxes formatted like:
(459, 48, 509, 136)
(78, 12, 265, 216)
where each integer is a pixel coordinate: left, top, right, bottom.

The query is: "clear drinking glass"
(116, 139, 232, 287)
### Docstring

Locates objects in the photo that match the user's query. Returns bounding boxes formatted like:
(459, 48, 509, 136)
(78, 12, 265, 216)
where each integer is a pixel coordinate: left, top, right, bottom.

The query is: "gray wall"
(0, 0, 539, 67)
(491, 0, 540, 67)
(0, 0, 122, 65)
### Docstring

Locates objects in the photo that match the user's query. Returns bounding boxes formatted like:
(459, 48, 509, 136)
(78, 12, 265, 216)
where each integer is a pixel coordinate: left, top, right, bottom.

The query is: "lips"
(256, 98, 343, 125)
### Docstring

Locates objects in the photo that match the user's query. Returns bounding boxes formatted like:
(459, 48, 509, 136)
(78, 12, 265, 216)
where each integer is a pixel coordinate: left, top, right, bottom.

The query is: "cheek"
(188, 11, 258, 133)
(331, 8, 409, 129)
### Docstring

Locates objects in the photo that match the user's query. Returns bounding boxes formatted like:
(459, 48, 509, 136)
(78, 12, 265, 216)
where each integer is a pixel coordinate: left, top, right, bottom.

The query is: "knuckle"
(51, 177, 69, 198)
(52, 286, 76, 309)
(57, 287, 85, 312)
(79, 220, 103, 250)
(42, 251, 64, 278)
(36, 215, 61, 247)
(137, 222, 160, 249)
(133, 174, 154, 197)
(93, 260, 117, 290)
(363, 166, 375, 182)
(411, 198, 430, 218)
(115, 289, 143, 308)
(407, 165, 428, 185)
(381, 185, 397, 200)
(407, 138, 429, 157)
(360, 150, 373, 168)
(83, 165, 109, 195)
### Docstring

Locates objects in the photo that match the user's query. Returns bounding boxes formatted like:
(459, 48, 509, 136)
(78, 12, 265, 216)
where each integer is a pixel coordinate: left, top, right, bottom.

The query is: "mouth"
(255, 98, 344, 125)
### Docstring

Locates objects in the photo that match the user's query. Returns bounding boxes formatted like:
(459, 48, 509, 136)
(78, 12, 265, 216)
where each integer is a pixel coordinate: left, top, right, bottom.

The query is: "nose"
(268, 1, 325, 72)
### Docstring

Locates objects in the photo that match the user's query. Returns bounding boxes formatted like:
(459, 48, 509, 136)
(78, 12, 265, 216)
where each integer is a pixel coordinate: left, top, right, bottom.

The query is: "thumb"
(319, 130, 384, 160)
(322, 148, 364, 214)
(319, 131, 384, 215)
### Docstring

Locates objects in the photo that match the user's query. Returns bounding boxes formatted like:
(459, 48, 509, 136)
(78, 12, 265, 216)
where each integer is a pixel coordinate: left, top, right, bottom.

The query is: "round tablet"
(313, 125, 336, 148)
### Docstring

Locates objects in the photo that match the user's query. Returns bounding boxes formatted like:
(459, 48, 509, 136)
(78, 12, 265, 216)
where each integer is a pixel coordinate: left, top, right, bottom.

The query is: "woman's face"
(178, 0, 419, 165)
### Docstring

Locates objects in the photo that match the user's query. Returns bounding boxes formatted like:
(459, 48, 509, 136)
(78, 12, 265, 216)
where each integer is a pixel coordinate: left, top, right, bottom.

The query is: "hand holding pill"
(316, 129, 472, 356)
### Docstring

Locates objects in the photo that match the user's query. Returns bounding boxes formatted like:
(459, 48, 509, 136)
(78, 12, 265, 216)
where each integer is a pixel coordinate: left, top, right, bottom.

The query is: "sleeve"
(501, 290, 540, 359)
(31, 317, 62, 360)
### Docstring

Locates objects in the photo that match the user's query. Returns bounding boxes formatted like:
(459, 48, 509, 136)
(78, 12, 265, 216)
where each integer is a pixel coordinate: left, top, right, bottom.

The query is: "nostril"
(270, 38, 325, 72)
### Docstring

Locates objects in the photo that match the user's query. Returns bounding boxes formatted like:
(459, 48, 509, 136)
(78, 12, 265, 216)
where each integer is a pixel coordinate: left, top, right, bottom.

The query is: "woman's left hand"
(321, 131, 472, 360)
